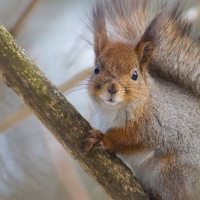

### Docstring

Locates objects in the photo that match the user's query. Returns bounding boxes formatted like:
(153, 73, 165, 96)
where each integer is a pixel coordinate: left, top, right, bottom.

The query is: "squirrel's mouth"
(107, 98, 114, 102)
(102, 98, 121, 107)
(105, 97, 117, 104)
(99, 94, 124, 107)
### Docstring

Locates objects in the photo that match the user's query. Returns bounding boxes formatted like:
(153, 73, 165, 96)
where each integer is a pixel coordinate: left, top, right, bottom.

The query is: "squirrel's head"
(88, 39, 154, 108)
(87, 1, 155, 108)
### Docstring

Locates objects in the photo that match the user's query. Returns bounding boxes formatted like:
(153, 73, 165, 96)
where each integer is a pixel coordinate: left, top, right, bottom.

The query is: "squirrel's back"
(141, 76, 200, 200)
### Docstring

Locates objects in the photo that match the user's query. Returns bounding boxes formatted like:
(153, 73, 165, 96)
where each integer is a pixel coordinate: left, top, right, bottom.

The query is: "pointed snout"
(107, 81, 119, 94)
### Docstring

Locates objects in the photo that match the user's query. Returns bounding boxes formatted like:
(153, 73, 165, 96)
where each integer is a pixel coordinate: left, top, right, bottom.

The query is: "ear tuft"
(93, 1, 108, 57)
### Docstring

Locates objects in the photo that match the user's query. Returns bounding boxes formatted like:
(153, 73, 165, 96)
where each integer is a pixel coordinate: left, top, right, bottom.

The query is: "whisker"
(66, 88, 87, 96)
(67, 90, 89, 102)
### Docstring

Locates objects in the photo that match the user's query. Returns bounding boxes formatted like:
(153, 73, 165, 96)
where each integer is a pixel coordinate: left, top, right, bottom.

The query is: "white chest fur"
(89, 103, 124, 133)
(89, 102, 155, 187)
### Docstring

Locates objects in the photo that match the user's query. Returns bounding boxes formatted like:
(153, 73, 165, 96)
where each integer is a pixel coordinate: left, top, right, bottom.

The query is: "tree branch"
(0, 24, 148, 200)
(0, 68, 91, 133)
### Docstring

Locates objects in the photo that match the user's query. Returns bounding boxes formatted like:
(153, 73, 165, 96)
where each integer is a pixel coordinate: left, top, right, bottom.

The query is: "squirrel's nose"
(107, 82, 119, 94)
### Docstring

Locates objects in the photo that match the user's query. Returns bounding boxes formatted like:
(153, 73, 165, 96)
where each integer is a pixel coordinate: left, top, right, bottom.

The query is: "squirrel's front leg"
(84, 127, 143, 154)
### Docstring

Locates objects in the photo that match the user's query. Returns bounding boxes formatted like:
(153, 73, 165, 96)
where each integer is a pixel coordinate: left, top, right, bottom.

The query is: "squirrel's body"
(83, 0, 200, 199)
(89, 69, 200, 200)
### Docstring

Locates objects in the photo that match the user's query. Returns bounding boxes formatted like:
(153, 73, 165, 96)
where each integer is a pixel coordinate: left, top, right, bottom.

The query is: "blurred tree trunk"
(0, 24, 149, 200)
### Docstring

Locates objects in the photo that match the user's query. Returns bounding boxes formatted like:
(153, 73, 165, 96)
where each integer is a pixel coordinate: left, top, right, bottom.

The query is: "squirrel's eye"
(94, 65, 100, 74)
(131, 71, 138, 81)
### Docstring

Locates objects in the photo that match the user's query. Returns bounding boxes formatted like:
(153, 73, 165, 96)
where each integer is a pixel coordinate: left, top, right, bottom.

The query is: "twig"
(9, 0, 41, 37)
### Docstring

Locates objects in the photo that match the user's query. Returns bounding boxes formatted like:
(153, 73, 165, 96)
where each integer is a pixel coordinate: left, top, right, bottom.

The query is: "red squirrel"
(84, 0, 200, 199)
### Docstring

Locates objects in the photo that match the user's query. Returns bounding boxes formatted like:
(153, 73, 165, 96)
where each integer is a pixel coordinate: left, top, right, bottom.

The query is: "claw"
(93, 141, 105, 150)
(84, 140, 94, 152)
(84, 130, 105, 152)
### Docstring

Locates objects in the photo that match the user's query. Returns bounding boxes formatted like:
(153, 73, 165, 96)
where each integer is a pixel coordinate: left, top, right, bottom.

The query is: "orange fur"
(85, 107, 148, 154)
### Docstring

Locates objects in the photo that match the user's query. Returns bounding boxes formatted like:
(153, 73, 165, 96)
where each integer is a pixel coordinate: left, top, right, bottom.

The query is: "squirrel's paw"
(84, 130, 105, 152)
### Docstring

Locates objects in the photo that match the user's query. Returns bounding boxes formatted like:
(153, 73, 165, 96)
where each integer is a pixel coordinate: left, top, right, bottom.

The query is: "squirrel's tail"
(146, 2, 200, 96)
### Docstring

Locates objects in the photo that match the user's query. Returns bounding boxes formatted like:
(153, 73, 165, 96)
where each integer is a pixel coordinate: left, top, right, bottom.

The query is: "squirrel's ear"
(92, 2, 108, 57)
(135, 41, 154, 76)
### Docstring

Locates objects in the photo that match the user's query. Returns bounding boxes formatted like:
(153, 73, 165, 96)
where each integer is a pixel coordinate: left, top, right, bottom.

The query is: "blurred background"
(0, 0, 200, 200)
